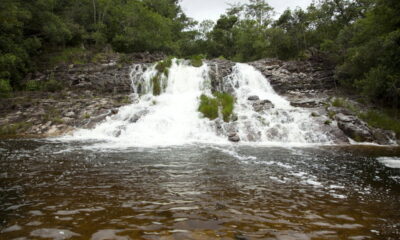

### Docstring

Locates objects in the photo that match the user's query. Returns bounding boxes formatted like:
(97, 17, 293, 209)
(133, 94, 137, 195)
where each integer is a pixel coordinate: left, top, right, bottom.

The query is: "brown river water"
(0, 140, 399, 239)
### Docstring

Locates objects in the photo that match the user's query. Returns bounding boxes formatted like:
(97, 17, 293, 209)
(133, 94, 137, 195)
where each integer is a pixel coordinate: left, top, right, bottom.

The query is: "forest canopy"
(0, 0, 399, 108)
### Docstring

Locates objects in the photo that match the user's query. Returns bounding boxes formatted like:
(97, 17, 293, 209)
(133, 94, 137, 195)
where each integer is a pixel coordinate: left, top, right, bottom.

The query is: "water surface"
(0, 140, 399, 239)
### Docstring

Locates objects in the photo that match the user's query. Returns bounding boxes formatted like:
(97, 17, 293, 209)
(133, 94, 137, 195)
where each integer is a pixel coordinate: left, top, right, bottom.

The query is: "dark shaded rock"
(248, 95, 260, 101)
(335, 113, 373, 142)
(291, 100, 320, 108)
(228, 134, 240, 142)
(253, 99, 274, 112)
(372, 129, 397, 145)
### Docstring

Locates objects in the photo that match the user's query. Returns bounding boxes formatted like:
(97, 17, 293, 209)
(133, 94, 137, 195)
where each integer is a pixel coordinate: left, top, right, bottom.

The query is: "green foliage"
(198, 92, 235, 122)
(49, 48, 89, 65)
(198, 94, 219, 120)
(0, 79, 12, 97)
(25, 80, 41, 91)
(43, 78, 63, 92)
(0, 122, 33, 136)
(83, 113, 91, 119)
(190, 55, 204, 67)
(359, 110, 400, 136)
(152, 74, 162, 96)
(216, 92, 235, 122)
(155, 57, 173, 75)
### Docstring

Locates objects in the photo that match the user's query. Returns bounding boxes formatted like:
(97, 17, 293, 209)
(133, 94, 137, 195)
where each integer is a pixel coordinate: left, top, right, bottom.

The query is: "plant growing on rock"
(198, 92, 235, 122)
(190, 55, 204, 67)
(0, 79, 12, 97)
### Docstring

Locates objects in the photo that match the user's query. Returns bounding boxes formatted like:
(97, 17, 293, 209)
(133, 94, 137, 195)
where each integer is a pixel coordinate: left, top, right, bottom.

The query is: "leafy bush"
(198, 92, 235, 122)
(190, 55, 204, 67)
(199, 94, 219, 120)
(155, 57, 173, 75)
(0, 79, 13, 97)
(43, 78, 63, 92)
(25, 80, 42, 91)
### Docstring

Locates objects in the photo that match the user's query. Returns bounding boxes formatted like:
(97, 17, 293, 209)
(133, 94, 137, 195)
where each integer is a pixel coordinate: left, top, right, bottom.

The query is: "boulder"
(228, 132, 240, 142)
(335, 113, 373, 142)
(252, 99, 274, 112)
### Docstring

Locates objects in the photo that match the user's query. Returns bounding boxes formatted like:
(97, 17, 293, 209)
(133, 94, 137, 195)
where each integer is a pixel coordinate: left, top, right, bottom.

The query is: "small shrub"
(215, 92, 234, 122)
(0, 79, 12, 97)
(155, 57, 173, 76)
(83, 113, 91, 119)
(118, 53, 131, 64)
(331, 98, 346, 107)
(328, 111, 336, 119)
(43, 78, 63, 92)
(25, 80, 42, 91)
(198, 94, 219, 120)
(0, 122, 32, 136)
(198, 92, 235, 122)
(152, 74, 161, 96)
(190, 55, 204, 67)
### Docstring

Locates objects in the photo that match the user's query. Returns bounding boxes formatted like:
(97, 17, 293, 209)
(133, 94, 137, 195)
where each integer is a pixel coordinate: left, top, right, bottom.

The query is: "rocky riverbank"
(0, 55, 398, 144)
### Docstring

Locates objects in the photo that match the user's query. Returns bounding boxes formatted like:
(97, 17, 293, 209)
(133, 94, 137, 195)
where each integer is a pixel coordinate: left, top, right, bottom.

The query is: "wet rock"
(228, 133, 240, 142)
(111, 108, 119, 115)
(335, 113, 373, 142)
(253, 99, 274, 112)
(372, 129, 397, 145)
(248, 95, 260, 101)
(128, 110, 149, 123)
(291, 100, 320, 108)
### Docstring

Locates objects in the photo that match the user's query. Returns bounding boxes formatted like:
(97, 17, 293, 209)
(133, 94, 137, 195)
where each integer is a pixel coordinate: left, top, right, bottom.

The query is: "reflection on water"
(0, 140, 399, 239)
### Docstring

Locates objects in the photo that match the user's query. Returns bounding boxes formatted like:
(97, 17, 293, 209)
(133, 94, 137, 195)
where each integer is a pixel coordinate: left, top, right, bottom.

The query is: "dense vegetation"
(0, 0, 399, 110)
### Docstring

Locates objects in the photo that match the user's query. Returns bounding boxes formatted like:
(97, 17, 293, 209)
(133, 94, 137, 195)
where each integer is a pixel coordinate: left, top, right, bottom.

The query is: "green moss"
(83, 113, 91, 119)
(198, 92, 235, 122)
(190, 55, 204, 67)
(324, 120, 332, 125)
(359, 110, 400, 137)
(311, 112, 319, 117)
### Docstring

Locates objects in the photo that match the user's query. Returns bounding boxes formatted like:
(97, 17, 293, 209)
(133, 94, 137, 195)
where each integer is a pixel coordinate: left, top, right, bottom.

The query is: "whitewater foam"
(60, 59, 333, 148)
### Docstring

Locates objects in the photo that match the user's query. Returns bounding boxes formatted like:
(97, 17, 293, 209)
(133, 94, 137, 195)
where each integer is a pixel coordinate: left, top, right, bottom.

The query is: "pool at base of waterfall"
(1, 140, 399, 240)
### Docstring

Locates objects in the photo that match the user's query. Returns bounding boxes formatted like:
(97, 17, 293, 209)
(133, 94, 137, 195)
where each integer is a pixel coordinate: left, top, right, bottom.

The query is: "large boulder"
(335, 113, 374, 142)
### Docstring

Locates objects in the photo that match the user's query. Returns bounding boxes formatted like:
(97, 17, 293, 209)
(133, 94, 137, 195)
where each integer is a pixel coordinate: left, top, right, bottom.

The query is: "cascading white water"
(224, 63, 331, 144)
(69, 59, 226, 147)
(66, 59, 332, 147)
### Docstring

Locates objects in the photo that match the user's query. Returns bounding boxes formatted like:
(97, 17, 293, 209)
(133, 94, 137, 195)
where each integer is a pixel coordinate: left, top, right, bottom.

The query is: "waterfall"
(66, 59, 332, 147)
